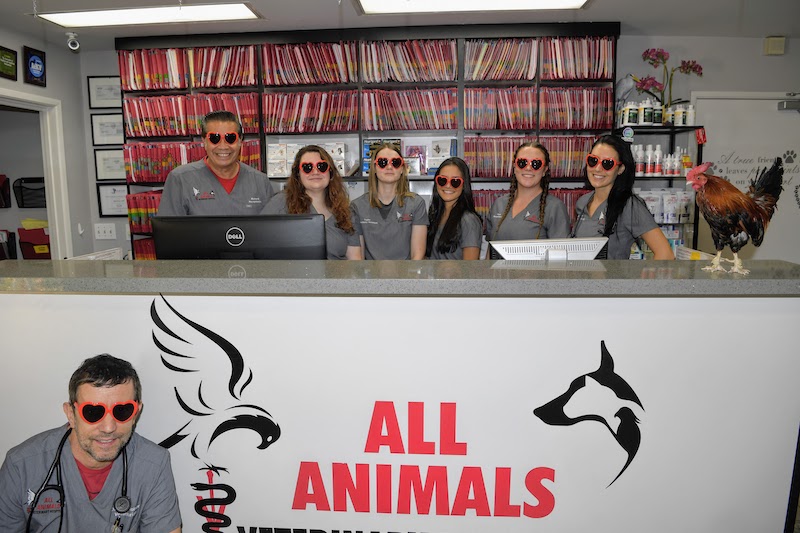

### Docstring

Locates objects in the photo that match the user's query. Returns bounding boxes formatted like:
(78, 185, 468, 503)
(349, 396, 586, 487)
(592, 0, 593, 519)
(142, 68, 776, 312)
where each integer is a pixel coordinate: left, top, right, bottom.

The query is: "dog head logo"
(534, 341, 643, 486)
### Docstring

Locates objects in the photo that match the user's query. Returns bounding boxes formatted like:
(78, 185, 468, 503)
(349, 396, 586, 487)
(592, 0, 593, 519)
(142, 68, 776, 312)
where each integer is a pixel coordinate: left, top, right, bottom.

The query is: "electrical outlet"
(94, 223, 116, 240)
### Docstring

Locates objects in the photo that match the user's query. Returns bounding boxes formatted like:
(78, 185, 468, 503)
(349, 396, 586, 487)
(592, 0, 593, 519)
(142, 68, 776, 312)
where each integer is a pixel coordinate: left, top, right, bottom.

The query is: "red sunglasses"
(586, 153, 621, 171)
(75, 401, 140, 424)
(376, 157, 404, 169)
(435, 175, 463, 188)
(300, 161, 329, 174)
(205, 131, 239, 145)
(515, 158, 544, 170)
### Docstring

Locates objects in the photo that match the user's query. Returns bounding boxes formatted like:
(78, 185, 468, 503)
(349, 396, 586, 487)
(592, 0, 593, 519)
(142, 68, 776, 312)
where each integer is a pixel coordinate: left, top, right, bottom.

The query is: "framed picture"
(91, 113, 124, 146)
(0, 46, 17, 81)
(88, 76, 122, 109)
(94, 148, 126, 181)
(96, 183, 128, 217)
(23, 46, 46, 87)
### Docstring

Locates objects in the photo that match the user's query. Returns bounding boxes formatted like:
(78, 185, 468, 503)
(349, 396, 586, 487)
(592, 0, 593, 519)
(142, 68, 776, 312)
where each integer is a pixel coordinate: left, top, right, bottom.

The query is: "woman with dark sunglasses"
(262, 145, 362, 260)
(485, 141, 570, 258)
(572, 135, 674, 259)
(351, 142, 429, 259)
(426, 157, 482, 260)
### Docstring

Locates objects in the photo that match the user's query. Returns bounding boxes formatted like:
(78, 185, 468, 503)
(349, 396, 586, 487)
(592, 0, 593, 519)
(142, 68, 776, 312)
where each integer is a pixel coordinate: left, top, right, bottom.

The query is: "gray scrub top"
(351, 193, 428, 260)
(429, 210, 483, 260)
(485, 192, 570, 241)
(572, 192, 659, 259)
(157, 159, 274, 216)
(262, 191, 360, 260)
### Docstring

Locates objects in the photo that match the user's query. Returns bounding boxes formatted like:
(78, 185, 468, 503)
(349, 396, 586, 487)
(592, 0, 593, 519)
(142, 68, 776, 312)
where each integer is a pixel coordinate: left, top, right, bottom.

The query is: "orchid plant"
(633, 48, 703, 108)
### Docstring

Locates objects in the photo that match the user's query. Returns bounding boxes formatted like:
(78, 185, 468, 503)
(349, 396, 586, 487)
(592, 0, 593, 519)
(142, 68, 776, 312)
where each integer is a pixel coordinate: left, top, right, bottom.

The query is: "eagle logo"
(150, 295, 281, 467)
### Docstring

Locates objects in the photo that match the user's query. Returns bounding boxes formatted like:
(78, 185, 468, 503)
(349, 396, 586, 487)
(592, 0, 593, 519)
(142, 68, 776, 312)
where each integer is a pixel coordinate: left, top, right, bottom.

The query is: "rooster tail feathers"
(748, 157, 784, 221)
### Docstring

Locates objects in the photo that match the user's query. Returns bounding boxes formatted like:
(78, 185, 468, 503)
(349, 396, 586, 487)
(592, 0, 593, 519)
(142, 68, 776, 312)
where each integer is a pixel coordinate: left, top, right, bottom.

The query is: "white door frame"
(0, 87, 72, 259)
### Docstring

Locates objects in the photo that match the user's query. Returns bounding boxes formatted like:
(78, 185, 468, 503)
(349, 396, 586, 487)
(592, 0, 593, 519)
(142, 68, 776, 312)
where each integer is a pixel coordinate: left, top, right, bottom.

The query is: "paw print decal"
(784, 150, 796, 164)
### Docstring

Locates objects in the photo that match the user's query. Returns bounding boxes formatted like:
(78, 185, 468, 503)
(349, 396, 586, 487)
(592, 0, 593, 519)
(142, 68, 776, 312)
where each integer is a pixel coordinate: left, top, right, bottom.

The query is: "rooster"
(686, 158, 783, 275)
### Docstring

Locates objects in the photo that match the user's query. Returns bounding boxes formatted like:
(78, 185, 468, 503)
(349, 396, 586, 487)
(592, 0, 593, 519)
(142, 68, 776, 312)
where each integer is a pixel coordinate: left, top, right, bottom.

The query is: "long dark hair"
(590, 135, 636, 236)
(493, 142, 552, 239)
(426, 157, 478, 256)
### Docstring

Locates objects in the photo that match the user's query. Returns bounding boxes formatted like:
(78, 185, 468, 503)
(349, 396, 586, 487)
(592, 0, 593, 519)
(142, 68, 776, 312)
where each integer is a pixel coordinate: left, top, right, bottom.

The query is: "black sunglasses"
(586, 153, 621, 171)
(300, 161, 329, 174)
(206, 131, 239, 145)
(515, 158, 544, 170)
(436, 175, 463, 188)
(376, 157, 404, 169)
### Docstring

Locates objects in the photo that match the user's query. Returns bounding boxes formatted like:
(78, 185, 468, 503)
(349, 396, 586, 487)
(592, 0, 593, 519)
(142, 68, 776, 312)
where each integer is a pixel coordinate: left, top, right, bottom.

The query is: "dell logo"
(226, 227, 245, 247)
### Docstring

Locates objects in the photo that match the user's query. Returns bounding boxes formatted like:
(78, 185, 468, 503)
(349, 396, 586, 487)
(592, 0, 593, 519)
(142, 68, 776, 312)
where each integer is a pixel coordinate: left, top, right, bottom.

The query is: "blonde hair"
(367, 142, 413, 208)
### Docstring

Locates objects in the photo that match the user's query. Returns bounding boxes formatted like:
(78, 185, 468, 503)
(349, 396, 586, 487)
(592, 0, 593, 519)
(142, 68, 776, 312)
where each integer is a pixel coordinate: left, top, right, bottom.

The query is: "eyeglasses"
(515, 158, 544, 170)
(75, 401, 140, 425)
(300, 161, 329, 174)
(376, 157, 404, 169)
(205, 131, 240, 145)
(435, 175, 463, 188)
(586, 153, 621, 171)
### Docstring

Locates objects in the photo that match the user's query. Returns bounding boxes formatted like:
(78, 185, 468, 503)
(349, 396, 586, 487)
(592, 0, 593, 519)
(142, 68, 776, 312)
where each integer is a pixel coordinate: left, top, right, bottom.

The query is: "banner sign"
(1, 293, 798, 533)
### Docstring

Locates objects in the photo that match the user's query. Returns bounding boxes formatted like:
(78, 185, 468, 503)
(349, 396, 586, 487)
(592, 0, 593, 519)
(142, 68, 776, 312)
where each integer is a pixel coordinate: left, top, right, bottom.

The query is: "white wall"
(0, 27, 91, 256)
(617, 35, 800, 106)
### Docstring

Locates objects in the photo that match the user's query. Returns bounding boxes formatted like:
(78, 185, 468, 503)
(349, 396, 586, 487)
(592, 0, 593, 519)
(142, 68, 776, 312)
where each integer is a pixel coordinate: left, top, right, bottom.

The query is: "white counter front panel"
(1, 294, 798, 533)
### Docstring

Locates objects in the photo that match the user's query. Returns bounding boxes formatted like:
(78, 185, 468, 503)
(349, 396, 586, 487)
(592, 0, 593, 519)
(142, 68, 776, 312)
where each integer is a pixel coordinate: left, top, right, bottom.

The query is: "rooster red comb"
(687, 162, 713, 181)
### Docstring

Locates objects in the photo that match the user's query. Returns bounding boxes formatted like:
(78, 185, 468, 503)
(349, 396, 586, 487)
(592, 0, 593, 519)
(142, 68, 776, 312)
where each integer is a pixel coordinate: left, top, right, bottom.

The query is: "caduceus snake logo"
(150, 295, 281, 531)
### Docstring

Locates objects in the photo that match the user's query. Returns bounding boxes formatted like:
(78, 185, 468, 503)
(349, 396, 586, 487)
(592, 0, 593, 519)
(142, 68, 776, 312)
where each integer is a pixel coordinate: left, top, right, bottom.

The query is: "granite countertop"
(1, 259, 800, 297)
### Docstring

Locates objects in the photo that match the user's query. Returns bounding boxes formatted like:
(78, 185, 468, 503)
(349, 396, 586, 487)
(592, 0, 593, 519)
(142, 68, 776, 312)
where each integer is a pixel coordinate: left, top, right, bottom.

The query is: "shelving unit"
(116, 23, 620, 258)
(613, 124, 705, 249)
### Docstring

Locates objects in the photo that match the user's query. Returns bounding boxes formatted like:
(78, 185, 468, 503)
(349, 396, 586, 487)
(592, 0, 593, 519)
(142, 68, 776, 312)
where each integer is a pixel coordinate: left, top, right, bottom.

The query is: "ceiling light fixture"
(35, 3, 260, 28)
(353, 0, 588, 15)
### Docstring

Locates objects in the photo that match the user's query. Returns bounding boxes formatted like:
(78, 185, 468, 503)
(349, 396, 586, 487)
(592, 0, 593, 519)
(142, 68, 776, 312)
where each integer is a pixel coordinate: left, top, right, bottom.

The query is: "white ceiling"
(1, 0, 798, 52)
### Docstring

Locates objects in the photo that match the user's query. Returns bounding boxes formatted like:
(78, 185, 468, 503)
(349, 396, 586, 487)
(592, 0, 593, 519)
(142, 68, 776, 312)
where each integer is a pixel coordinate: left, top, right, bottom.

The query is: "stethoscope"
(26, 428, 131, 533)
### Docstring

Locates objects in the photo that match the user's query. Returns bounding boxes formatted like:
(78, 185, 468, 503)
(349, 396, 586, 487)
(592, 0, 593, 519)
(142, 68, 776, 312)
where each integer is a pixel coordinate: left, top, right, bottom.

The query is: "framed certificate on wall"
(94, 148, 126, 181)
(91, 113, 124, 146)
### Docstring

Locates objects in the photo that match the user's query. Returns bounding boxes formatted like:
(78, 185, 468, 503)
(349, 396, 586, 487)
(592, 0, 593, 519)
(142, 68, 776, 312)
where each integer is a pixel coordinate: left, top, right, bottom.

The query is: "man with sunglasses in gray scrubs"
(157, 110, 274, 216)
(0, 354, 182, 532)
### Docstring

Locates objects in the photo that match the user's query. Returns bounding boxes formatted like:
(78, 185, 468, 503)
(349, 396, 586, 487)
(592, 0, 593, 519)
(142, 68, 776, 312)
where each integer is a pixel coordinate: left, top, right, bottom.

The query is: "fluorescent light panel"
(356, 0, 588, 14)
(37, 4, 259, 28)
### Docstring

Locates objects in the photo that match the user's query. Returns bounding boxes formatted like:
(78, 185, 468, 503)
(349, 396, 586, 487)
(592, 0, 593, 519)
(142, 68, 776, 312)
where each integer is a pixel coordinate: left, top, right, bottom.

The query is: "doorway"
(0, 87, 72, 258)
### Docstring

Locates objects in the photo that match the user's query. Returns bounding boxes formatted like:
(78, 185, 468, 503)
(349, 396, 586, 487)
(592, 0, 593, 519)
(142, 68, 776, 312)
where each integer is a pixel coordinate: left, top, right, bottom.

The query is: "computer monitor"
(151, 214, 327, 260)
(490, 237, 609, 261)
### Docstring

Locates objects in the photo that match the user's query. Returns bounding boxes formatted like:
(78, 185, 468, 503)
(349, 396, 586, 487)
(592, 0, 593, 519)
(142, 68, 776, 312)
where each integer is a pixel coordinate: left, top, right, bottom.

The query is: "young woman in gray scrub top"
(426, 157, 482, 260)
(351, 142, 428, 259)
(262, 145, 362, 260)
(484, 141, 570, 258)
(571, 135, 674, 260)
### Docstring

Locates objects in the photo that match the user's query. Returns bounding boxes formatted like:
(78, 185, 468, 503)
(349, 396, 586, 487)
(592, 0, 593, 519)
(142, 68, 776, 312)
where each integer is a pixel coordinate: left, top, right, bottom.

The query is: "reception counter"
(1, 259, 799, 533)
(1, 258, 800, 296)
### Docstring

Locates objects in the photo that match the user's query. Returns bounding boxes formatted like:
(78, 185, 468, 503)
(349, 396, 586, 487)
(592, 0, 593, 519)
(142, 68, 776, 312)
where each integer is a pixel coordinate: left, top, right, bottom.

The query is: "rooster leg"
(728, 252, 750, 275)
(702, 251, 727, 273)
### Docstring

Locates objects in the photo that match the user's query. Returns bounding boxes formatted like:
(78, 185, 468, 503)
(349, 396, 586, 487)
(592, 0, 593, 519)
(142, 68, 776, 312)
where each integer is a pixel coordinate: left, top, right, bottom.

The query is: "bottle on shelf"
(644, 144, 654, 177)
(652, 102, 663, 126)
(674, 104, 686, 126)
(638, 98, 653, 126)
(653, 144, 663, 177)
(623, 101, 638, 126)
(665, 106, 674, 125)
(634, 144, 645, 177)
(686, 104, 696, 126)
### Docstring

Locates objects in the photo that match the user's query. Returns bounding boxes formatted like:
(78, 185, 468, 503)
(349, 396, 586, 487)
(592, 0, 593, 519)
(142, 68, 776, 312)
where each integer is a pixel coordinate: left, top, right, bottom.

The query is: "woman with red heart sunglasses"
(485, 142, 571, 258)
(571, 135, 674, 260)
(426, 157, 482, 259)
(351, 142, 429, 259)
(262, 145, 362, 259)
